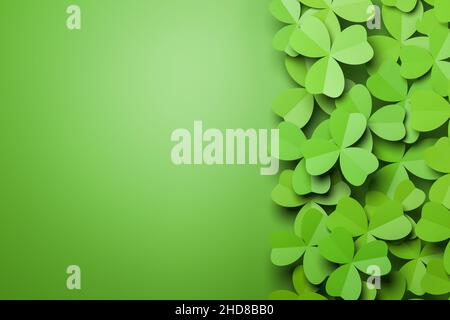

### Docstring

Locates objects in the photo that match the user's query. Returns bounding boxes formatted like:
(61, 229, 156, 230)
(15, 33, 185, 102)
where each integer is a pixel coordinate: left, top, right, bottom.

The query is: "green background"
(0, 0, 292, 299)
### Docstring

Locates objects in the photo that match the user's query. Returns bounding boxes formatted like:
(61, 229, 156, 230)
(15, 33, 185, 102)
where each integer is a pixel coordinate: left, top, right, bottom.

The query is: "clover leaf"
(299, 0, 374, 23)
(425, 137, 450, 173)
(319, 228, 391, 300)
(382, 0, 417, 13)
(382, 2, 423, 43)
(422, 259, 450, 295)
(271, 206, 334, 284)
(291, 16, 373, 98)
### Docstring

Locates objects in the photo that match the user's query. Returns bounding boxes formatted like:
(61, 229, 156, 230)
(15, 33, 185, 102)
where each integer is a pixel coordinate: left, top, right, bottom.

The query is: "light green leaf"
(303, 138, 340, 175)
(369, 104, 406, 141)
(353, 240, 391, 275)
(411, 90, 450, 132)
(291, 16, 330, 57)
(400, 45, 434, 79)
(319, 228, 355, 264)
(336, 84, 372, 119)
(330, 108, 367, 148)
(272, 170, 307, 207)
(326, 264, 361, 300)
(416, 202, 450, 242)
(293, 159, 331, 195)
(270, 0, 302, 24)
(340, 147, 379, 186)
(305, 57, 345, 98)
(328, 197, 368, 237)
(389, 238, 421, 260)
(369, 199, 412, 240)
(422, 259, 450, 295)
(394, 180, 426, 211)
(273, 88, 314, 128)
(278, 121, 306, 160)
(430, 174, 450, 209)
(370, 163, 409, 198)
(303, 246, 334, 285)
(367, 61, 408, 102)
(434, 0, 450, 23)
(271, 231, 306, 266)
(402, 138, 442, 180)
(382, 2, 423, 42)
(331, 25, 374, 65)
(400, 259, 427, 295)
(331, 0, 373, 23)
(292, 265, 318, 295)
(285, 55, 312, 87)
(367, 35, 401, 75)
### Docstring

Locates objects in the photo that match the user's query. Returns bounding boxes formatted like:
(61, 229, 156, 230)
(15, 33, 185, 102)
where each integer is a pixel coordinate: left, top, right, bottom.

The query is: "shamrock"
(400, 25, 450, 96)
(337, 84, 406, 141)
(302, 108, 379, 186)
(271, 169, 351, 208)
(393, 179, 426, 211)
(269, 265, 327, 300)
(271, 205, 334, 284)
(299, 0, 374, 23)
(290, 15, 373, 98)
(390, 238, 443, 295)
(366, 35, 401, 75)
(278, 121, 306, 161)
(319, 228, 391, 300)
(416, 202, 450, 242)
(292, 159, 331, 195)
(327, 196, 412, 245)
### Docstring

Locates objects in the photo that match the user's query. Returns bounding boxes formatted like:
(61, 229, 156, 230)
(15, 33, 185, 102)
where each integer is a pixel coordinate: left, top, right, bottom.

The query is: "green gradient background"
(0, 0, 292, 299)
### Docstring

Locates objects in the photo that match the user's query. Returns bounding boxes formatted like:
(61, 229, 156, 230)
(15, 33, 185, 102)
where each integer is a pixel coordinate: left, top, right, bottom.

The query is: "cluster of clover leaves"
(269, 0, 450, 300)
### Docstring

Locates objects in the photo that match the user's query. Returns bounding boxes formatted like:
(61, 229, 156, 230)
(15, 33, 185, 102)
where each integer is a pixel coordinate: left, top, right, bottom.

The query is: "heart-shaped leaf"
(368, 199, 412, 240)
(367, 61, 408, 102)
(330, 108, 367, 148)
(411, 90, 450, 132)
(272, 170, 307, 207)
(285, 55, 312, 87)
(389, 238, 421, 260)
(400, 45, 434, 80)
(369, 104, 406, 141)
(425, 137, 450, 173)
(328, 197, 368, 237)
(278, 121, 307, 160)
(353, 240, 391, 275)
(291, 16, 330, 57)
(271, 231, 306, 266)
(340, 147, 379, 186)
(422, 259, 450, 295)
(400, 259, 427, 295)
(416, 202, 450, 242)
(273, 88, 314, 128)
(270, 0, 302, 24)
(292, 265, 318, 295)
(319, 228, 355, 264)
(305, 57, 345, 98)
(434, 0, 450, 23)
(402, 138, 442, 180)
(429, 174, 450, 209)
(394, 179, 426, 211)
(273, 25, 298, 55)
(326, 264, 361, 300)
(303, 138, 340, 175)
(331, 25, 374, 65)
(382, 2, 423, 42)
(303, 246, 334, 285)
(293, 159, 331, 195)
(331, 0, 374, 23)
(382, 0, 417, 13)
(367, 35, 401, 75)
(336, 84, 372, 119)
